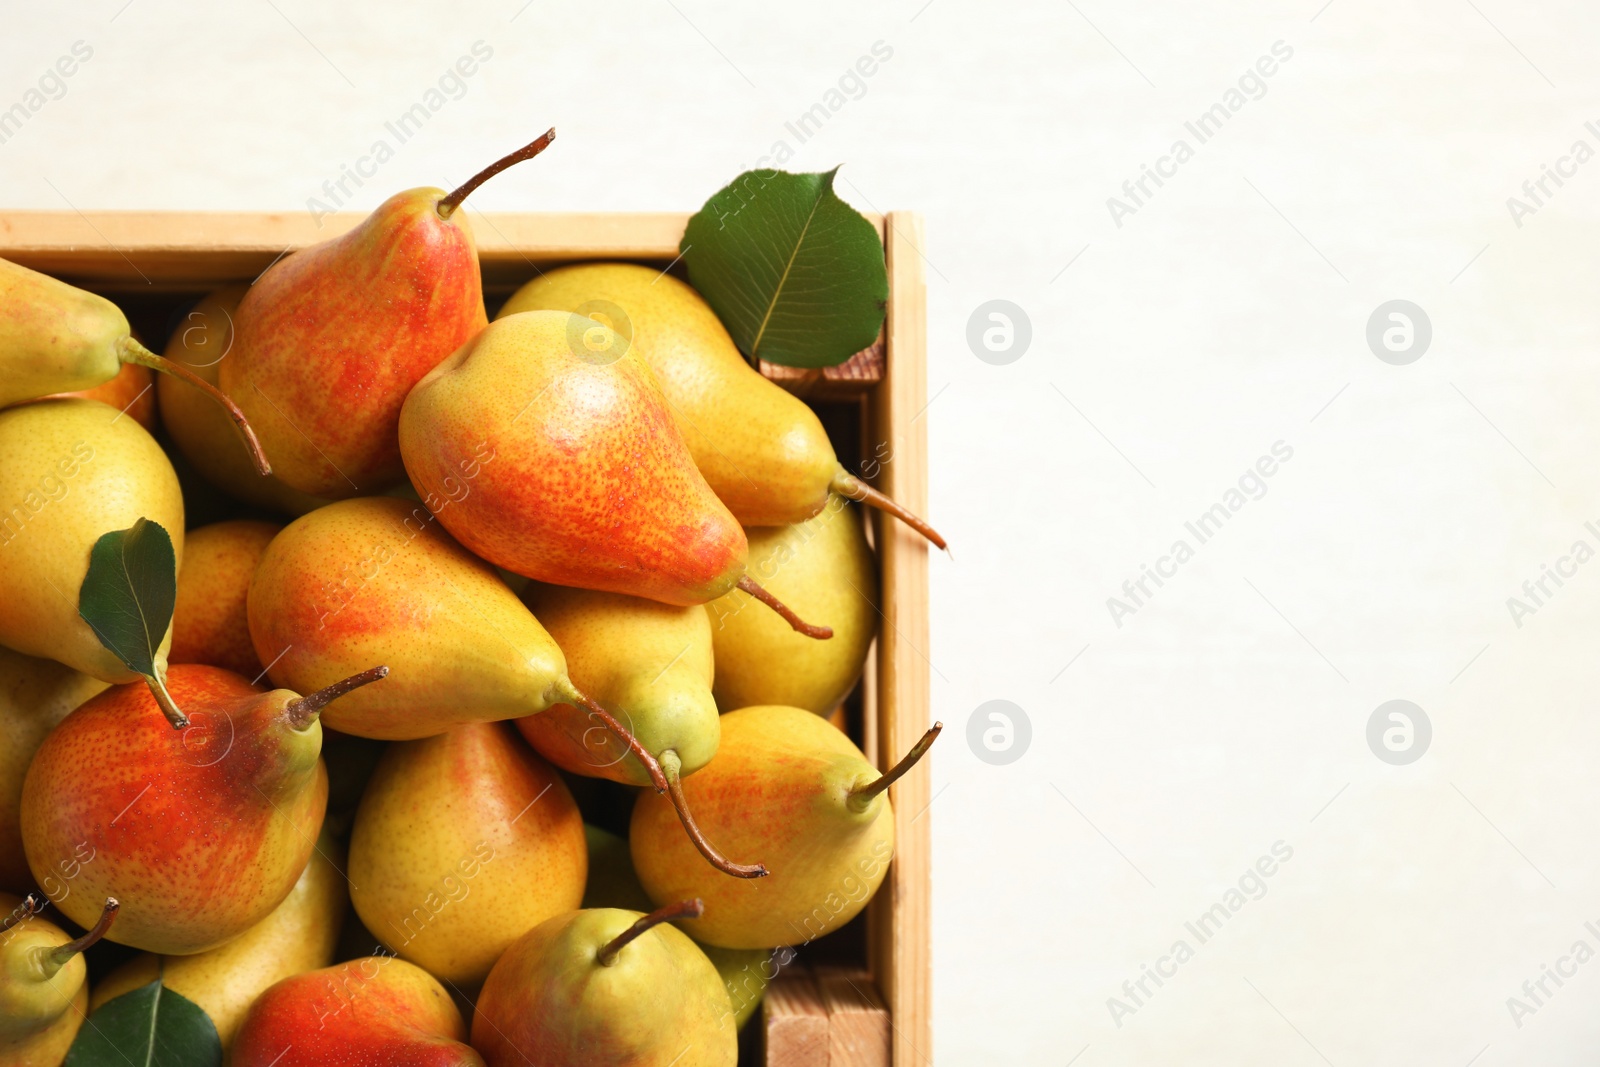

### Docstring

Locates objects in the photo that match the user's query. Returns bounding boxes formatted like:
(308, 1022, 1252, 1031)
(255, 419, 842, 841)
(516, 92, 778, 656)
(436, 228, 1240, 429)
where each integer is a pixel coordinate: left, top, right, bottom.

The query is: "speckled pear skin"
(516, 583, 718, 787)
(708, 496, 878, 715)
(398, 310, 749, 607)
(472, 908, 737, 1067)
(89, 839, 347, 1049)
(499, 263, 840, 527)
(171, 520, 283, 678)
(0, 891, 91, 1064)
(0, 257, 134, 406)
(349, 722, 585, 986)
(20, 664, 327, 954)
(221, 189, 488, 498)
(0, 398, 185, 684)
(247, 497, 572, 741)
(53, 360, 157, 431)
(0, 647, 108, 893)
(630, 706, 893, 950)
(232, 957, 484, 1067)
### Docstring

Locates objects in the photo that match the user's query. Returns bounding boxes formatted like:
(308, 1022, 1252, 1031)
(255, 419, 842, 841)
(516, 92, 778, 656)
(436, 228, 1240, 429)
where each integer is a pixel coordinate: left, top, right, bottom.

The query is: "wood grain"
(816, 969, 892, 1067)
(763, 969, 830, 1067)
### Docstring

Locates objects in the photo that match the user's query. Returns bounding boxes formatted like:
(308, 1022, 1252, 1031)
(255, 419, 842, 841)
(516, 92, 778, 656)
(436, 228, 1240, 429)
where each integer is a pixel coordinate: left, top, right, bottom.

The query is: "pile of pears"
(0, 132, 942, 1067)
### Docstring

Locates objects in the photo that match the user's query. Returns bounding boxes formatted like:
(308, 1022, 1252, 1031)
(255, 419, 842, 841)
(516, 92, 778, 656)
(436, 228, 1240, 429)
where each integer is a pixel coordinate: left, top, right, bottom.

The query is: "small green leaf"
(78, 518, 176, 679)
(64, 979, 222, 1067)
(682, 168, 887, 369)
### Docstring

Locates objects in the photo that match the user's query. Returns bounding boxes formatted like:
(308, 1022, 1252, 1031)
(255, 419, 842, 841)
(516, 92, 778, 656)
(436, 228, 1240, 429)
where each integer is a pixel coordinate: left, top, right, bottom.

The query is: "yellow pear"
(0, 648, 108, 893)
(158, 287, 333, 517)
(498, 262, 943, 545)
(0, 893, 118, 1066)
(171, 519, 283, 678)
(708, 495, 878, 715)
(348, 722, 586, 986)
(88, 838, 347, 1048)
(0, 398, 184, 683)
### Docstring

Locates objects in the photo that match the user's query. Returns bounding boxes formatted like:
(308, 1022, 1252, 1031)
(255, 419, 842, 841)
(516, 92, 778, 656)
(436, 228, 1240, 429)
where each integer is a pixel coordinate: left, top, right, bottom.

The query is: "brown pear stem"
(831, 469, 946, 550)
(0, 894, 43, 936)
(850, 722, 942, 809)
(596, 899, 704, 967)
(437, 129, 556, 219)
(661, 751, 767, 880)
(42, 898, 118, 975)
(145, 670, 188, 730)
(286, 666, 389, 730)
(118, 337, 271, 476)
(737, 576, 832, 640)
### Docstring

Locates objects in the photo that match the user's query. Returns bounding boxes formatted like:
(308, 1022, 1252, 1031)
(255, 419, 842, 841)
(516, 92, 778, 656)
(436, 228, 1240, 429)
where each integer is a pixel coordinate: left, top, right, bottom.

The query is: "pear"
(20, 662, 383, 954)
(0, 398, 185, 684)
(232, 956, 484, 1067)
(348, 722, 585, 986)
(709, 495, 879, 715)
(52, 360, 157, 430)
(631, 706, 940, 949)
(472, 901, 736, 1067)
(500, 262, 943, 546)
(221, 133, 555, 498)
(398, 310, 830, 638)
(159, 287, 334, 516)
(171, 519, 283, 677)
(0, 894, 118, 1066)
(0, 647, 107, 892)
(0, 257, 268, 472)
(88, 837, 346, 1048)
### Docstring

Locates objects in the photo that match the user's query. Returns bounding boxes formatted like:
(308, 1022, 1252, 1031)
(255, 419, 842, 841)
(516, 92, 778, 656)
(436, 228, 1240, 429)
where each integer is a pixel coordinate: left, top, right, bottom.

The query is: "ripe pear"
(0, 257, 267, 472)
(159, 287, 334, 516)
(631, 706, 939, 949)
(500, 262, 943, 546)
(89, 838, 346, 1048)
(171, 519, 282, 677)
(232, 956, 484, 1067)
(52, 360, 157, 430)
(0, 398, 185, 684)
(709, 495, 878, 715)
(20, 662, 382, 954)
(0, 893, 118, 1066)
(0, 648, 107, 893)
(348, 722, 585, 986)
(472, 902, 736, 1067)
(221, 133, 555, 498)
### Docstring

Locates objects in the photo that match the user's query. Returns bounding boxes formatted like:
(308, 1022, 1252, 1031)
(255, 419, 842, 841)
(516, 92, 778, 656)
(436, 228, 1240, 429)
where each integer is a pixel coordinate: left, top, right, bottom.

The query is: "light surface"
(5, 2, 1599, 1062)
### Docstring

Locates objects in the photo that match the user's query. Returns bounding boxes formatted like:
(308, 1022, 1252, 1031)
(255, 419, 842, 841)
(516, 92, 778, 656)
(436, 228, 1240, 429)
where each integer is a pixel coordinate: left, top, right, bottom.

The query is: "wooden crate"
(0, 210, 933, 1067)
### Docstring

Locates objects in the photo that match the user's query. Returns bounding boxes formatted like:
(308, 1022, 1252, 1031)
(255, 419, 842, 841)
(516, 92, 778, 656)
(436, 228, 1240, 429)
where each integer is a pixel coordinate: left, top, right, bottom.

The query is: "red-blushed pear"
(232, 956, 484, 1067)
(397, 310, 832, 639)
(630, 706, 941, 949)
(19, 662, 385, 954)
(472, 901, 736, 1067)
(0, 893, 118, 1067)
(220, 132, 555, 499)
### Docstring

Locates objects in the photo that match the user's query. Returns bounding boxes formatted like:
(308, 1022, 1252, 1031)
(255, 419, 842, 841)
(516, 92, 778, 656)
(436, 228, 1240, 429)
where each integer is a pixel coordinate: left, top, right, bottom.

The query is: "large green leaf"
(681, 168, 887, 368)
(64, 979, 221, 1067)
(78, 517, 176, 678)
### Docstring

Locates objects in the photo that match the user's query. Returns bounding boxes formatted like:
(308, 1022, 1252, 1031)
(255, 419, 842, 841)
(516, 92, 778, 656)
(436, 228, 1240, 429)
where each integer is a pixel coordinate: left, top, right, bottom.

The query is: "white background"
(6, 2, 1600, 1063)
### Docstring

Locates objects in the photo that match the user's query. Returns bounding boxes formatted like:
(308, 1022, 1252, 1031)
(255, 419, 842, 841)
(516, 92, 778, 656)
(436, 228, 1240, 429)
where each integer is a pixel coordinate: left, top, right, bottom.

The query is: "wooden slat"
(763, 970, 830, 1067)
(816, 969, 892, 1067)
(866, 212, 932, 1067)
(759, 338, 885, 398)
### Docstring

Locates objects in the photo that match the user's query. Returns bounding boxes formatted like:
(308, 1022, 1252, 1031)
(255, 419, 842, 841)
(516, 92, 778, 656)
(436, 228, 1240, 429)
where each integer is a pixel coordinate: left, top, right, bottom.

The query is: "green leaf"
(681, 168, 888, 369)
(78, 517, 176, 678)
(64, 979, 222, 1067)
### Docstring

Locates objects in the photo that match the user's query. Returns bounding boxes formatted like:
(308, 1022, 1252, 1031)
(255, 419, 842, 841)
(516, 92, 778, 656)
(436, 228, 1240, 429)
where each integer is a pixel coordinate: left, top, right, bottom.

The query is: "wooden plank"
(867, 212, 932, 1067)
(759, 338, 885, 398)
(816, 969, 892, 1067)
(763, 969, 829, 1067)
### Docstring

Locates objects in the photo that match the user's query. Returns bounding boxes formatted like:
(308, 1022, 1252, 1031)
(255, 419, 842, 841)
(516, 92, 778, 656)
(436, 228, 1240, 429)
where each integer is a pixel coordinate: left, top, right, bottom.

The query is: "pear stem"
(286, 666, 389, 730)
(737, 576, 833, 640)
(596, 899, 704, 967)
(437, 129, 557, 219)
(145, 669, 188, 730)
(831, 469, 946, 550)
(661, 751, 768, 879)
(850, 722, 943, 810)
(0, 894, 43, 936)
(42, 898, 118, 976)
(118, 337, 271, 476)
